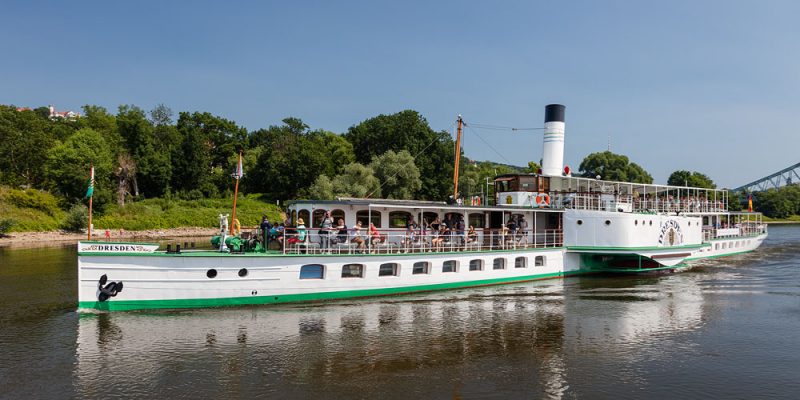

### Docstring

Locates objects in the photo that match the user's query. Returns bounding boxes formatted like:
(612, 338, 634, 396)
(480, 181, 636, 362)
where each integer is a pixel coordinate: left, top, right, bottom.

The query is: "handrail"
(277, 226, 564, 255)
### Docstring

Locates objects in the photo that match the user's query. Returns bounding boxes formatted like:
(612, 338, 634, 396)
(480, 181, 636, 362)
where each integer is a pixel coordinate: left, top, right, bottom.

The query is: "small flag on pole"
(232, 152, 244, 179)
(85, 166, 95, 198)
(748, 194, 753, 213)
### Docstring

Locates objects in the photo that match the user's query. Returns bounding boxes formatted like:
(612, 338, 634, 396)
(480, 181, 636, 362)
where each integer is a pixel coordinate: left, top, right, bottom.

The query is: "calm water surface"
(1, 226, 799, 399)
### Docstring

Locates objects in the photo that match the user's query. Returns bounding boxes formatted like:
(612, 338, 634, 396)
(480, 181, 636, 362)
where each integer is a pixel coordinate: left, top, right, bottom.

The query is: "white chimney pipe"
(541, 104, 565, 176)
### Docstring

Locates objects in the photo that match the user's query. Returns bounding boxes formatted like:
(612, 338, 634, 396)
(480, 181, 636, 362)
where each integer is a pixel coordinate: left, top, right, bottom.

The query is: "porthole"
(577, 220, 583, 225)
(238, 268, 248, 277)
(635, 220, 638, 226)
(649, 221, 653, 226)
(207, 269, 218, 279)
(605, 220, 611, 225)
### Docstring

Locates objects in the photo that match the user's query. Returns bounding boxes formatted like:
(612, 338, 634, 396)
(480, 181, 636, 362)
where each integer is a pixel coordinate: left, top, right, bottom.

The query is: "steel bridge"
(733, 162, 800, 192)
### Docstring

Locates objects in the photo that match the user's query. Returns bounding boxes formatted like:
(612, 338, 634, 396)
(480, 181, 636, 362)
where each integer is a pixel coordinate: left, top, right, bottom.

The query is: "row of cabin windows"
(298, 256, 547, 279)
(290, 209, 488, 228)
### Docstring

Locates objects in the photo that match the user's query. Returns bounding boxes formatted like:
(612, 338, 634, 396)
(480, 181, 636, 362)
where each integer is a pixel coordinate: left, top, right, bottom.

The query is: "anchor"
(97, 274, 124, 302)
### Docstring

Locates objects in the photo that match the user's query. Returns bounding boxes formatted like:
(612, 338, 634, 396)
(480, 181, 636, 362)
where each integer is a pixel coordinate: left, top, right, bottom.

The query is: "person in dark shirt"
(335, 218, 348, 244)
(259, 216, 272, 249)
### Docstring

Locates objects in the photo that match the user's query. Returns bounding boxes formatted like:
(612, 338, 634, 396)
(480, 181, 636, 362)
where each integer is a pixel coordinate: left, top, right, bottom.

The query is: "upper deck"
(495, 174, 736, 215)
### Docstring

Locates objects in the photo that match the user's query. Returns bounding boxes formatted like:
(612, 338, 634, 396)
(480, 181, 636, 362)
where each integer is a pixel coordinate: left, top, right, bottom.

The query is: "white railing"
(275, 227, 563, 255)
(549, 192, 728, 214)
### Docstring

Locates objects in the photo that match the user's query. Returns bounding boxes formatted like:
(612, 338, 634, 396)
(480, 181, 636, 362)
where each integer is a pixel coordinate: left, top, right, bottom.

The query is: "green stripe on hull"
(78, 270, 583, 312)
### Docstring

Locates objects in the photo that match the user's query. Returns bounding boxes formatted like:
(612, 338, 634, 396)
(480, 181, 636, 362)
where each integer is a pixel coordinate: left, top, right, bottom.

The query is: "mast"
(230, 151, 243, 235)
(87, 165, 94, 241)
(453, 115, 463, 199)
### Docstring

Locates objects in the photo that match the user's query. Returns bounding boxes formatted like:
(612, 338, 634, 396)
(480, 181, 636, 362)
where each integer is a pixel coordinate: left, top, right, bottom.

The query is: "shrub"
(3, 188, 61, 216)
(62, 204, 88, 232)
(0, 218, 15, 237)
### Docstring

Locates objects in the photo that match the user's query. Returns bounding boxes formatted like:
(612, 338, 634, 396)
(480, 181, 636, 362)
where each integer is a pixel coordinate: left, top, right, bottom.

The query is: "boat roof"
(496, 173, 730, 196)
(286, 198, 562, 213)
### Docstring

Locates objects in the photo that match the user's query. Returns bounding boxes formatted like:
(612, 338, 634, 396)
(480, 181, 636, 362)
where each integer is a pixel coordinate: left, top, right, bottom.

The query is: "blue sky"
(3, 1, 798, 188)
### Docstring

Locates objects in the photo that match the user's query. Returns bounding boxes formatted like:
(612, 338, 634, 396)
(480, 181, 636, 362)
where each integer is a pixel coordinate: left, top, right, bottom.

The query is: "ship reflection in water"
(75, 274, 706, 399)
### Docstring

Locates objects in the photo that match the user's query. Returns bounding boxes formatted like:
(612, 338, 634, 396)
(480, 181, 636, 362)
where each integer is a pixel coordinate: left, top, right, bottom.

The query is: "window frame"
(442, 260, 459, 273)
(299, 264, 325, 279)
(413, 261, 430, 275)
(514, 256, 527, 269)
(379, 262, 399, 277)
(493, 258, 506, 270)
(356, 210, 382, 228)
(469, 259, 484, 271)
(341, 263, 365, 278)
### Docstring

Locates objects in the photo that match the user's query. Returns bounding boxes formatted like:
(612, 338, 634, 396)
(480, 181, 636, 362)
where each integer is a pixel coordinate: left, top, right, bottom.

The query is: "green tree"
(332, 163, 381, 198)
(249, 119, 346, 200)
(369, 150, 421, 199)
(667, 170, 716, 188)
(306, 175, 335, 200)
(578, 151, 653, 184)
(81, 105, 123, 155)
(44, 128, 114, 209)
(345, 110, 454, 200)
(173, 112, 248, 196)
(754, 185, 800, 218)
(0, 105, 56, 188)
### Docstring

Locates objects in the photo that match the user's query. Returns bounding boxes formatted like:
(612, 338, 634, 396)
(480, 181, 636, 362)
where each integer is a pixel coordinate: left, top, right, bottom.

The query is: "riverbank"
(0, 227, 217, 248)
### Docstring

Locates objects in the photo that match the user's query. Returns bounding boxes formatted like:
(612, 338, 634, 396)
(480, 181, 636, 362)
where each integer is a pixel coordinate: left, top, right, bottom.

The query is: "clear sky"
(3, 1, 798, 188)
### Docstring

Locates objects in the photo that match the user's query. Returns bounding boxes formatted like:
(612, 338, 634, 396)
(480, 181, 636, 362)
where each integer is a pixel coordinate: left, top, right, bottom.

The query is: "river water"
(1, 226, 799, 399)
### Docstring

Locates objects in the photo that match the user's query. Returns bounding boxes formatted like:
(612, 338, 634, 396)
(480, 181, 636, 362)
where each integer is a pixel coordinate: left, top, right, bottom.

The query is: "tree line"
(5, 103, 792, 221)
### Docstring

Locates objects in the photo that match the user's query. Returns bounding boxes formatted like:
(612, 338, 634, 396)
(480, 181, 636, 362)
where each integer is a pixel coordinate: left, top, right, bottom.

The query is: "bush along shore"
(0, 187, 283, 246)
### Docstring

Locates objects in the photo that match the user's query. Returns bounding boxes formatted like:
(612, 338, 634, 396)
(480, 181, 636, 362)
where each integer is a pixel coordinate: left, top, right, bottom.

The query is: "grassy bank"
(1, 186, 283, 233)
(762, 215, 800, 224)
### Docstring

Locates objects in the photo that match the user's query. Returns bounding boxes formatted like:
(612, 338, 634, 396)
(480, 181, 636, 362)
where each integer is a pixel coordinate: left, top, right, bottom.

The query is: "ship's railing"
(702, 223, 768, 242)
(275, 227, 563, 255)
(548, 192, 728, 214)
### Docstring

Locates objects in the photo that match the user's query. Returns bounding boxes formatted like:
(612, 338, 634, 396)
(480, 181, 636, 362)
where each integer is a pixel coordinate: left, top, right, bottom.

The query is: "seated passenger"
(287, 218, 306, 245)
(369, 222, 382, 245)
(351, 221, 366, 252)
(467, 225, 478, 243)
(335, 218, 348, 244)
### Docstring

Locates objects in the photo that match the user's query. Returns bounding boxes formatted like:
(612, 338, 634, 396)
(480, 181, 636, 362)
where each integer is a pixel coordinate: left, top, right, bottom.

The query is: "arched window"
(413, 261, 430, 275)
(331, 209, 346, 224)
(493, 258, 506, 270)
(299, 264, 324, 279)
(469, 213, 485, 228)
(341, 264, 365, 278)
(422, 212, 439, 226)
(312, 209, 327, 227)
(356, 210, 381, 228)
(389, 211, 412, 228)
(379, 263, 399, 277)
(298, 209, 310, 226)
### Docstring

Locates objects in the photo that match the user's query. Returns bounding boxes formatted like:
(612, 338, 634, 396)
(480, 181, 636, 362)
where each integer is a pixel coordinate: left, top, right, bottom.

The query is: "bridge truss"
(733, 162, 800, 192)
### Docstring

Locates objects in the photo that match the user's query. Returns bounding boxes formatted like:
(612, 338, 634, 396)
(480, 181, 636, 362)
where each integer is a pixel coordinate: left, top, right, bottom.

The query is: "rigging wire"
(463, 122, 514, 165)
(365, 120, 457, 199)
(466, 122, 544, 132)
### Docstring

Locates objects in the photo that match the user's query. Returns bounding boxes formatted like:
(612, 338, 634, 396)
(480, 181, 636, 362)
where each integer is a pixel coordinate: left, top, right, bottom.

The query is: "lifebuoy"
(536, 193, 551, 206)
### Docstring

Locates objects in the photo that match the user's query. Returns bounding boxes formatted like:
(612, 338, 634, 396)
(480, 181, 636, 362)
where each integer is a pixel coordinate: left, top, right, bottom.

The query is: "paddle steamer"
(77, 105, 767, 311)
